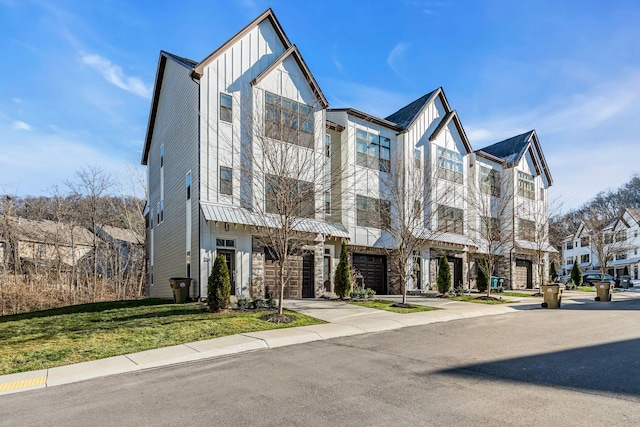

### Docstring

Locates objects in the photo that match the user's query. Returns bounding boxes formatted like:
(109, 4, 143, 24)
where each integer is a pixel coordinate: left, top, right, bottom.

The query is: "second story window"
(414, 148, 421, 170)
(519, 219, 535, 241)
(325, 134, 331, 157)
(356, 130, 391, 172)
(480, 166, 501, 197)
(265, 174, 315, 218)
(518, 171, 535, 200)
(580, 236, 589, 247)
(265, 92, 314, 149)
(324, 191, 331, 216)
(160, 144, 164, 167)
(566, 241, 573, 250)
(615, 230, 627, 242)
(604, 233, 613, 244)
(220, 93, 232, 122)
(437, 147, 463, 184)
(220, 167, 232, 196)
(437, 204, 464, 234)
(356, 195, 390, 228)
(581, 254, 590, 263)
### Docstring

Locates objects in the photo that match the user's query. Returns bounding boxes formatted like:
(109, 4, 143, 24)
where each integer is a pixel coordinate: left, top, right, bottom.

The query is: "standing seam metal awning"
(200, 202, 350, 238)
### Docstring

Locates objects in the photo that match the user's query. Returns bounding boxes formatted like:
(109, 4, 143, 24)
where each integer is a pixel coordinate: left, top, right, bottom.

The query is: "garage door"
(352, 254, 387, 295)
(515, 259, 532, 289)
(264, 254, 314, 298)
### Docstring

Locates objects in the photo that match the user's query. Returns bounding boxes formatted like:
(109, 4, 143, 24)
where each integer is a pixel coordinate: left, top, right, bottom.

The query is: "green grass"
(496, 292, 540, 298)
(349, 299, 440, 313)
(575, 286, 596, 292)
(450, 295, 514, 304)
(0, 299, 323, 375)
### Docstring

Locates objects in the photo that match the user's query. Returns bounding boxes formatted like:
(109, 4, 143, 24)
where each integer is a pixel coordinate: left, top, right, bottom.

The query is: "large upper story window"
(356, 195, 390, 228)
(480, 166, 501, 197)
(356, 130, 391, 172)
(519, 219, 536, 241)
(437, 147, 463, 184)
(581, 254, 590, 263)
(517, 171, 535, 200)
(265, 92, 314, 149)
(265, 174, 315, 218)
(437, 204, 464, 234)
(615, 230, 627, 242)
(580, 236, 589, 247)
(481, 215, 499, 240)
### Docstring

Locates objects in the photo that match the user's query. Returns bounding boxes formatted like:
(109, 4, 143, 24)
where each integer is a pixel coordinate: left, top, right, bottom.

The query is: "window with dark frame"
(356, 195, 390, 228)
(437, 204, 464, 234)
(264, 92, 314, 148)
(480, 166, 501, 197)
(581, 254, 590, 263)
(265, 174, 315, 218)
(437, 147, 463, 184)
(355, 129, 391, 172)
(517, 171, 535, 200)
(414, 148, 421, 170)
(519, 219, 536, 241)
(220, 93, 232, 123)
(160, 144, 164, 167)
(220, 167, 232, 196)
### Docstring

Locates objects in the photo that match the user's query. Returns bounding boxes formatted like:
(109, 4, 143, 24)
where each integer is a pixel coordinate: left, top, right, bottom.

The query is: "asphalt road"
(2, 300, 640, 426)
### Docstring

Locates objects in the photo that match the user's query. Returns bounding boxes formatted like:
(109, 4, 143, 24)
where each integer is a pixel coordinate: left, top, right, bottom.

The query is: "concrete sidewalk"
(2, 291, 639, 395)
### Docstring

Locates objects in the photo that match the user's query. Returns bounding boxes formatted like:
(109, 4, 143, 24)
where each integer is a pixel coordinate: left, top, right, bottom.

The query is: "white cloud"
(12, 121, 31, 130)
(81, 53, 152, 99)
(387, 43, 409, 80)
(12, 98, 22, 104)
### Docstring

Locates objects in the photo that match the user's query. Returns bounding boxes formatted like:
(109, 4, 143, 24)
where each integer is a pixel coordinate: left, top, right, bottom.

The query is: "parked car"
(581, 271, 619, 286)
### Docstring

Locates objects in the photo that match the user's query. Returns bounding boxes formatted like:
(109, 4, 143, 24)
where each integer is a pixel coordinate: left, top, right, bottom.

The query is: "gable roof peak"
(384, 87, 444, 130)
(193, 8, 291, 78)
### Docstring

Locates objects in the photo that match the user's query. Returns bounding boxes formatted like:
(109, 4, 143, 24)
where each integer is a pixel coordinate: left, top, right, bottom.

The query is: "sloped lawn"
(450, 295, 514, 304)
(0, 299, 323, 375)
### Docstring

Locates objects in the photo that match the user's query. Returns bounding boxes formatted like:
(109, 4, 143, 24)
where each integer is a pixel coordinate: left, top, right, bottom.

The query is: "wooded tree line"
(549, 174, 640, 254)
(0, 166, 146, 315)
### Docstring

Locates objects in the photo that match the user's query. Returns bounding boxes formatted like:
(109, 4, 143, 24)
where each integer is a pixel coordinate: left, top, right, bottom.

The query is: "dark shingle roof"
(162, 51, 198, 68)
(384, 89, 438, 129)
(478, 130, 534, 166)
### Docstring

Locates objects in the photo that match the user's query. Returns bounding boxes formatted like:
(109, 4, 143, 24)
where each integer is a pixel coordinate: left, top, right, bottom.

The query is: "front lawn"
(349, 299, 440, 313)
(495, 291, 540, 298)
(575, 286, 596, 292)
(450, 295, 514, 304)
(0, 299, 323, 375)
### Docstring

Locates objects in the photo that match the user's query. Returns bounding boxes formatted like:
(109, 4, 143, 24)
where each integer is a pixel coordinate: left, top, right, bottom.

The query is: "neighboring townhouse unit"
(142, 8, 555, 299)
(0, 216, 94, 272)
(562, 208, 640, 280)
(473, 131, 555, 289)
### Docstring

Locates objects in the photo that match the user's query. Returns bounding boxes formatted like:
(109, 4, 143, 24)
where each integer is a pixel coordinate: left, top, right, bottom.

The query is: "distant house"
(562, 208, 640, 280)
(0, 216, 94, 272)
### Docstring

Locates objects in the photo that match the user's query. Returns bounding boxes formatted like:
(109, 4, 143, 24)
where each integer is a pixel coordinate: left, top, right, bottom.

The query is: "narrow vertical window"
(414, 148, 421, 169)
(186, 171, 191, 201)
(325, 134, 331, 157)
(160, 144, 164, 167)
(324, 191, 331, 215)
(220, 167, 233, 195)
(186, 251, 191, 278)
(220, 93, 232, 123)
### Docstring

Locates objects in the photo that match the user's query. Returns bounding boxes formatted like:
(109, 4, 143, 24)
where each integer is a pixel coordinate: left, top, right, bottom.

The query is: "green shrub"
(366, 288, 376, 299)
(437, 256, 452, 294)
(253, 298, 267, 309)
(350, 286, 375, 300)
(571, 260, 582, 287)
(549, 262, 558, 281)
(334, 242, 352, 299)
(236, 297, 251, 309)
(266, 295, 277, 309)
(207, 255, 231, 311)
(476, 258, 489, 292)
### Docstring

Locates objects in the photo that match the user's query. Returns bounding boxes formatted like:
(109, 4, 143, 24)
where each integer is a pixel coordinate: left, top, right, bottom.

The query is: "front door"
(218, 249, 236, 295)
(302, 254, 314, 298)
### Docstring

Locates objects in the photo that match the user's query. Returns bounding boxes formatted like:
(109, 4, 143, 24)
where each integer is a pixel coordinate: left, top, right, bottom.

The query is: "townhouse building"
(562, 208, 640, 281)
(142, 8, 555, 299)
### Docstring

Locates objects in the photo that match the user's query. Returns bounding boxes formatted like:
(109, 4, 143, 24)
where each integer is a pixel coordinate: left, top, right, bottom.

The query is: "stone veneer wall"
(428, 249, 469, 291)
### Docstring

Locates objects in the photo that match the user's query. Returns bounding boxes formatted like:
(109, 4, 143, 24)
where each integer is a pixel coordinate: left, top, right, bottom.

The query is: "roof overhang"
(327, 108, 402, 131)
(200, 202, 350, 238)
(428, 110, 472, 154)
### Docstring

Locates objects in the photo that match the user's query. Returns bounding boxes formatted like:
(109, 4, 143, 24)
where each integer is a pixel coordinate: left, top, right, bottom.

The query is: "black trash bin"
(169, 277, 192, 303)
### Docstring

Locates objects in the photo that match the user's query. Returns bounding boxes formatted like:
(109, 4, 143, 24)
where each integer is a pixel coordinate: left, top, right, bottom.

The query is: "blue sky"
(1, 0, 639, 210)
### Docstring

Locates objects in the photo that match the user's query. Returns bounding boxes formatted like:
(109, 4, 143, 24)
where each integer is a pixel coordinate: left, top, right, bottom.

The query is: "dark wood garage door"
(264, 253, 314, 299)
(352, 254, 387, 295)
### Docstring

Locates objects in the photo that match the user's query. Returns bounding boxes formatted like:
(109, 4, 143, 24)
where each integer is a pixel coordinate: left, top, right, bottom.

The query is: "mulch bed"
(259, 313, 294, 324)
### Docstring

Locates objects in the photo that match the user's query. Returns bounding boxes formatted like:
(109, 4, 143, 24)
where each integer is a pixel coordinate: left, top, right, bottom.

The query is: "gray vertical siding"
(148, 58, 200, 299)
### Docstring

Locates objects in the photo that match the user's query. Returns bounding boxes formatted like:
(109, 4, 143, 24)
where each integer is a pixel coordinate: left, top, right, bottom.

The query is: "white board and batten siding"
(148, 58, 200, 299)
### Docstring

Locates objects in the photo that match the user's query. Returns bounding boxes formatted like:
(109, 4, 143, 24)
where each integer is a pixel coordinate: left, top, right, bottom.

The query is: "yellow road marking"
(0, 376, 46, 393)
